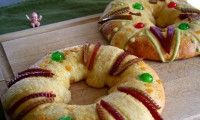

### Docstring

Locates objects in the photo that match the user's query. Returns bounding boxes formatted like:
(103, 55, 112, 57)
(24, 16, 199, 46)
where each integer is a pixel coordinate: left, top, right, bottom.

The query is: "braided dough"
(2, 44, 165, 120)
(99, 0, 200, 62)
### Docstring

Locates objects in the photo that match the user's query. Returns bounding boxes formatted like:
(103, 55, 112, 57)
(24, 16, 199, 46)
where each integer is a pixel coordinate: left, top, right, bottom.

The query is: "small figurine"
(26, 12, 42, 28)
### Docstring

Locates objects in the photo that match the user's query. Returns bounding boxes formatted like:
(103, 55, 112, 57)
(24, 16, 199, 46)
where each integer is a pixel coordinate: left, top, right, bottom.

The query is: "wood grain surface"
(0, 14, 200, 120)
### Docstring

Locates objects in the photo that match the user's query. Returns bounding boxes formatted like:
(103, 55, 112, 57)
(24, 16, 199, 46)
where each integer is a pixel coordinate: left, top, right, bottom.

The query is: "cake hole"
(148, 4, 182, 29)
(153, 8, 179, 29)
(69, 81, 108, 105)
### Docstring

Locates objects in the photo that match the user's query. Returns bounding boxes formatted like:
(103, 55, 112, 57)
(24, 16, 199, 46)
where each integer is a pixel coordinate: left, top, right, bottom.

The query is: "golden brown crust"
(126, 35, 199, 61)
(126, 36, 161, 61)
(178, 37, 197, 59)
(100, 20, 124, 41)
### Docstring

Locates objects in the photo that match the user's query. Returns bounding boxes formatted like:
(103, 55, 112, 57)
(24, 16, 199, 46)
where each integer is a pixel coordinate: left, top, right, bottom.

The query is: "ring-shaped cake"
(2, 44, 165, 120)
(99, 0, 200, 62)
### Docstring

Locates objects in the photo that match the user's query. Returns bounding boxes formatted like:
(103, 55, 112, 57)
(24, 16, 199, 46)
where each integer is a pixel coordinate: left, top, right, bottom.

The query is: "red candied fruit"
(96, 103, 106, 120)
(118, 87, 163, 120)
(100, 100, 124, 120)
(168, 2, 177, 8)
(134, 22, 145, 29)
(88, 43, 101, 71)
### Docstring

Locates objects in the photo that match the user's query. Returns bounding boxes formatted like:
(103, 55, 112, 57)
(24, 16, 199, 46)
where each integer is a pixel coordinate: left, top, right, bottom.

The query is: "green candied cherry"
(51, 51, 65, 62)
(132, 2, 144, 10)
(138, 73, 153, 83)
(178, 23, 190, 30)
(59, 115, 73, 120)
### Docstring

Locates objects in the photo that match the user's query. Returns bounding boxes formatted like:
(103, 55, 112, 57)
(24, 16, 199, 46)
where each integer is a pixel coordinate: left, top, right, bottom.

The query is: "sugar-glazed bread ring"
(2, 44, 165, 120)
(99, 0, 200, 62)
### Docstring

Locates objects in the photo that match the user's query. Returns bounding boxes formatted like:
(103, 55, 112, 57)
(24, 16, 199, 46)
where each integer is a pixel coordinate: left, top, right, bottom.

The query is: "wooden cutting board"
(0, 14, 200, 120)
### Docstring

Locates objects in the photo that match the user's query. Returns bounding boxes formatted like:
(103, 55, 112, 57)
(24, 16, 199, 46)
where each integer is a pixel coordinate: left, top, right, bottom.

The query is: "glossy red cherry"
(134, 22, 145, 29)
(168, 2, 177, 8)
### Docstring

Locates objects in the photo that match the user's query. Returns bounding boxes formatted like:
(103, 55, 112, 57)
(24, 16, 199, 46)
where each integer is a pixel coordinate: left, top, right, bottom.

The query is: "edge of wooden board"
(0, 43, 14, 82)
(0, 13, 101, 42)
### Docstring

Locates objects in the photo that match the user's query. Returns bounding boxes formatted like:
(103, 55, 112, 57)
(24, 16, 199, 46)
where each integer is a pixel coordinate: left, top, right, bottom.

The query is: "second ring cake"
(99, 0, 200, 62)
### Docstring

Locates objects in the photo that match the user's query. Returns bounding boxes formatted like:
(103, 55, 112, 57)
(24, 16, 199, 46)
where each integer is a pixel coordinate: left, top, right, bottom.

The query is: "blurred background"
(0, 0, 21, 7)
(0, 0, 111, 35)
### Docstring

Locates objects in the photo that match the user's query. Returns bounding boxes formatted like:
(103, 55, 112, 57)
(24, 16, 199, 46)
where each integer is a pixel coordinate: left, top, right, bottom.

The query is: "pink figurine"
(26, 12, 42, 28)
